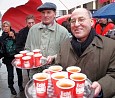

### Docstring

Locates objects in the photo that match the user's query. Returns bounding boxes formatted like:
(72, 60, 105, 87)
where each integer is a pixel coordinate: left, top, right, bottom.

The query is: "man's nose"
(75, 20, 80, 26)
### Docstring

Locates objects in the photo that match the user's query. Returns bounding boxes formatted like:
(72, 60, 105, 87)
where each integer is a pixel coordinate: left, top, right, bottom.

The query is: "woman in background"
(1, 21, 23, 95)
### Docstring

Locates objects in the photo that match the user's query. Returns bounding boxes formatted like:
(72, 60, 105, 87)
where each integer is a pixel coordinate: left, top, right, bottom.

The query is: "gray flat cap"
(37, 2, 57, 12)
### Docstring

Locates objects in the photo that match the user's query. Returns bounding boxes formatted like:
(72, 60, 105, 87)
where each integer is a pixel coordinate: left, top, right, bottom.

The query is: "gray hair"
(2, 21, 11, 27)
(88, 10, 92, 18)
(26, 14, 35, 22)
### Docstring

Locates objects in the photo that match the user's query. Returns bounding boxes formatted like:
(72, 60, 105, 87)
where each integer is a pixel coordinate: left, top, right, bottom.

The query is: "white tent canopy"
(0, 0, 96, 15)
(42, 0, 96, 10)
(0, 0, 96, 11)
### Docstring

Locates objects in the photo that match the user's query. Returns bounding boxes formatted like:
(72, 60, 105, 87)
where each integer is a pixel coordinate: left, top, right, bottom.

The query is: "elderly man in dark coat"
(55, 8, 115, 98)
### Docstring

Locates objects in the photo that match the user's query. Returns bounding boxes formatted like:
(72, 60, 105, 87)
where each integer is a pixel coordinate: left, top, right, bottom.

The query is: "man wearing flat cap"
(25, 2, 69, 77)
(37, 2, 57, 12)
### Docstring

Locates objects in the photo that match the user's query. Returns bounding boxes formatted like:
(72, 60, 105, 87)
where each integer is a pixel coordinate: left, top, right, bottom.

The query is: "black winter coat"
(16, 26, 29, 53)
(1, 30, 16, 64)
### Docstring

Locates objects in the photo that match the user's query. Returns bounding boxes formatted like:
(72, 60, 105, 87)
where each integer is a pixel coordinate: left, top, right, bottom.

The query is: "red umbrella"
(2, 0, 42, 32)
(56, 14, 71, 25)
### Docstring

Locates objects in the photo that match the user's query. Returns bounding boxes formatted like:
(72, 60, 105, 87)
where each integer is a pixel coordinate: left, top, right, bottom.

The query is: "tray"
(25, 78, 94, 98)
(12, 57, 47, 69)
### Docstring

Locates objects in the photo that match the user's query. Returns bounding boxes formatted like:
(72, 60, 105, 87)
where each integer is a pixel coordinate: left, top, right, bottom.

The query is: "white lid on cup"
(14, 54, 23, 58)
(26, 52, 34, 56)
(19, 50, 29, 54)
(22, 56, 31, 60)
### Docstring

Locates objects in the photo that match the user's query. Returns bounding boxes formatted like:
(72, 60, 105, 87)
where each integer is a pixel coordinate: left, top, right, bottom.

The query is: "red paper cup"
(33, 49, 41, 54)
(56, 79, 75, 98)
(14, 54, 23, 68)
(34, 53, 42, 67)
(70, 73, 87, 98)
(33, 73, 49, 97)
(66, 66, 81, 78)
(49, 65, 63, 75)
(19, 50, 29, 56)
(26, 52, 34, 66)
(51, 71, 68, 96)
(22, 56, 31, 68)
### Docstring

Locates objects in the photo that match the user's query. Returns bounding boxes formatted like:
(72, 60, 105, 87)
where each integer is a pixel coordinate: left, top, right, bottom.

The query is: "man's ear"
(91, 19, 94, 27)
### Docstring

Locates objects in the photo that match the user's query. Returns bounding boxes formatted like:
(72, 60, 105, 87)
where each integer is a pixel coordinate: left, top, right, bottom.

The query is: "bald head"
(71, 8, 92, 19)
(70, 8, 94, 42)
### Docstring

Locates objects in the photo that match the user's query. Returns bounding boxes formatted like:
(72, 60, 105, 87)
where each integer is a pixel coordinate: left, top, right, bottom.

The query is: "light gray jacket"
(25, 21, 69, 57)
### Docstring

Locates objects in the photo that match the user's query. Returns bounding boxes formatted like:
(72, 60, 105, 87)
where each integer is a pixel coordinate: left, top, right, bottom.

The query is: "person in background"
(95, 18, 114, 36)
(25, 2, 69, 76)
(16, 15, 35, 53)
(62, 17, 72, 37)
(111, 18, 115, 24)
(1, 21, 24, 95)
(16, 15, 36, 79)
(48, 8, 115, 98)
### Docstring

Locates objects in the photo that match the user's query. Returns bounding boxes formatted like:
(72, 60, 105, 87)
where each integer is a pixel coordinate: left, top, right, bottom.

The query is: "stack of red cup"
(14, 54, 23, 68)
(33, 73, 49, 97)
(14, 49, 42, 69)
(33, 65, 87, 98)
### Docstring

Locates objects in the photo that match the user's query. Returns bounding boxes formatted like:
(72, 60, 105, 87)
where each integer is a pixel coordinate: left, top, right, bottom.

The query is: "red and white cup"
(33, 73, 49, 97)
(33, 49, 41, 54)
(49, 65, 63, 75)
(22, 56, 31, 68)
(66, 66, 81, 78)
(70, 73, 87, 97)
(14, 54, 23, 68)
(34, 53, 42, 67)
(56, 79, 75, 98)
(19, 50, 29, 56)
(26, 52, 34, 66)
(51, 71, 68, 96)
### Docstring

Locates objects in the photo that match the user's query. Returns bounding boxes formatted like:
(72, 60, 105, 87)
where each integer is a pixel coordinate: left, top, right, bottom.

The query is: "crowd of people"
(0, 2, 115, 98)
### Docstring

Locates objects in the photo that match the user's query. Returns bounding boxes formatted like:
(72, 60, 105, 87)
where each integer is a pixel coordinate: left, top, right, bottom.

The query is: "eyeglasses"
(70, 18, 89, 24)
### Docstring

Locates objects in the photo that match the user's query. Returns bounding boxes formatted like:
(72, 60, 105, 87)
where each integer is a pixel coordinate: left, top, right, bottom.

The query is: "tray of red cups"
(12, 49, 47, 69)
(25, 66, 95, 98)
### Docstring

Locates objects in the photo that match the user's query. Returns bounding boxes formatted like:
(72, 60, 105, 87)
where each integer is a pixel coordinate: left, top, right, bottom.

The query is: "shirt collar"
(38, 20, 56, 31)
(69, 34, 104, 50)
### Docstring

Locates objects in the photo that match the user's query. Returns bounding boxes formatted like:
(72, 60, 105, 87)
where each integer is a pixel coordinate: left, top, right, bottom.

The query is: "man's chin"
(74, 34, 82, 38)
(43, 21, 50, 25)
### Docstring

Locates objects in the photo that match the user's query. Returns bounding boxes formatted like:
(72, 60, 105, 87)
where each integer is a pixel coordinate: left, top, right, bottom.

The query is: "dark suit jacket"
(16, 26, 29, 53)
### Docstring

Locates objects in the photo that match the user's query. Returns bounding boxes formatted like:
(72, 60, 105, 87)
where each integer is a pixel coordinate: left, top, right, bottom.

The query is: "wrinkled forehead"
(71, 9, 90, 19)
